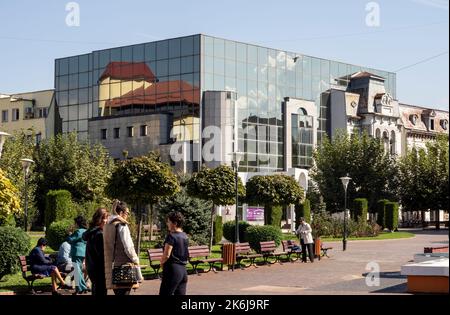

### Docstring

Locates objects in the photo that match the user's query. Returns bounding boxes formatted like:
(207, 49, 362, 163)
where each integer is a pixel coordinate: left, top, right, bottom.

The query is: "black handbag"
(112, 224, 139, 285)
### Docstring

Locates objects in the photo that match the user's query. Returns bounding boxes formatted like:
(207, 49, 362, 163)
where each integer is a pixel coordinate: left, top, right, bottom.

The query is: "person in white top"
(295, 217, 314, 263)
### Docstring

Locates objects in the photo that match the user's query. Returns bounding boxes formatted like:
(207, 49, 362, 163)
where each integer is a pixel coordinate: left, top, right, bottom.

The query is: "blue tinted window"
(133, 44, 145, 62)
(169, 38, 181, 58)
(145, 43, 156, 61)
(225, 40, 236, 60)
(157, 40, 169, 60)
(181, 36, 194, 56)
(59, 58, 69, 75)
(69, 57, 78, 74)
(214, 38, 225, 58)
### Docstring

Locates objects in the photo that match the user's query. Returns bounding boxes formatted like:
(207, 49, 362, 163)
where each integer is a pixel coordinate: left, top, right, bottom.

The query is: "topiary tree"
(222, 221, 251, 243)
(46, 219, 72, 251)
(0, 169, 22, 226)
(156, 188, 212, 246)
(186, 165, 245, 250)
(351, 198, 368, 221)
(246, 174, 304, 227)
(246, 225, 282, 253)
(213, 216, 223, 245)
(385, 202, 399, 232)
(0, 226, 31, 280)
(106, 153, 180, 244)
(295, 199, 311, 228)
(44, 190, 75, 229)
(376, 199, 389, 230)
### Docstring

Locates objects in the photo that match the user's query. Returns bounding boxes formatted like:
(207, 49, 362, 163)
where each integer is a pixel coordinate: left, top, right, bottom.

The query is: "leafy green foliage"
(0, 131, 37, 228)
(46, 219, 72, 251)
(398, 135, 449, 216)
(44, 190, 75, 229)
(222, 221, 251, 243)
(156, 188, 212, 246)
(310, 131, 398, 213)
(186, 165, 245, 206)
(376, 199, 389, 229)
(106, 154, 179, 206)
(34, 133, 114, 224)
(246, 174, 304, 207)
(295, 199, 311, 228)
(351, 198, 368, 221)
(246, 225, 282, 253)
(0, 169, 22, 225)
(0, 227, 31, 280)
(385, 202, 399, 231)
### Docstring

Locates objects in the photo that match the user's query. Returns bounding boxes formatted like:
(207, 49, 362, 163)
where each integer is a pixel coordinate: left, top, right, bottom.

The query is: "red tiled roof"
(104, 80, 199, 107)
(99, 62, 157, 83)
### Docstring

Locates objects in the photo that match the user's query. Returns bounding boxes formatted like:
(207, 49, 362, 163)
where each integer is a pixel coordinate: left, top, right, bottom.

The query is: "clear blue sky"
(0, 0, 448, 110)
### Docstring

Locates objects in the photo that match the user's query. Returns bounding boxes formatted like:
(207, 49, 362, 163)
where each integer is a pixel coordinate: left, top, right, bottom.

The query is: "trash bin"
(314, 237, 321, 260)
(222, 243, 236, 270)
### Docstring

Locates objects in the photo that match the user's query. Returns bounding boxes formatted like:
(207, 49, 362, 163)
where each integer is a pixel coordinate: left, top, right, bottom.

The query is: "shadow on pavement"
(371, 282, 408, 294)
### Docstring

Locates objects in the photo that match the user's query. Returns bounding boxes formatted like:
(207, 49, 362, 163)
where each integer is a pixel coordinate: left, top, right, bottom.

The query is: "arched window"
(390, 130, 396, 156)
(375, 128, 381, 139)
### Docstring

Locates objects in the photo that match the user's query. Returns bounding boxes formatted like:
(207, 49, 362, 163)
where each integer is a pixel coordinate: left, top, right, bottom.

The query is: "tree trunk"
(149, 203, 154, 241)
(209, 205, 215, 253)
(435, 209, 440, 230)
(421, 210, 425, 228)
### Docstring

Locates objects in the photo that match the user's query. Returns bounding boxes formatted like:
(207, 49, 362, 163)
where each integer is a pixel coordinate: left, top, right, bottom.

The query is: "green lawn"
(282, 231, 415, 242)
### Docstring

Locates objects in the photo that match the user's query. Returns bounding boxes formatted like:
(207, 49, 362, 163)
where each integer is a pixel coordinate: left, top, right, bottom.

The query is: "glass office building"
(54, 34, 396, 172)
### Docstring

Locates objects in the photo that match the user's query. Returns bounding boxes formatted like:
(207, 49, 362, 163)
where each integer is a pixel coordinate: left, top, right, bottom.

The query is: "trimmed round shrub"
(223, 221, 251, 243)
(295, 199, 311, 228)
(385, 202, 399, 231)
(0, 226, 31, 280)
(46, 219, 72, 251)
(246, 225, 282, 253)
(213, 216, 223, 245)
(45, 190, 75, 229)
(351, 198, 368, 221)
(0, 213, 16, 227)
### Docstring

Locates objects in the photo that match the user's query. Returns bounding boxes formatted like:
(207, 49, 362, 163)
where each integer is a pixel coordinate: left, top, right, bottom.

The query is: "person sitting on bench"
(29, 238, 68, 295)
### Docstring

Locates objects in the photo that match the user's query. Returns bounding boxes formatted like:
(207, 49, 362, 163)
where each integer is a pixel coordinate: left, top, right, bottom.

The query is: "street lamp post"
(230, 152, 244, 245)
(21, 158, 34, 232)
(339, 175, 351, 251)
(0, 131, 11, 159)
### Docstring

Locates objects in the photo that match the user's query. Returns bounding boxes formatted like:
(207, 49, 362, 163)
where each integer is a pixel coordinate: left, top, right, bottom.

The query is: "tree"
(106, 153, 180, 242)
(33, 132, 114, 225)
(246, 174, 304, 226)
(0, 130, 37, 227)
(0, 169, 22, 225)
(186, 165, 245, 251)
(311, 131, 397, 213)
(398, 135, 449, 229)
(156, 188, 212, 246)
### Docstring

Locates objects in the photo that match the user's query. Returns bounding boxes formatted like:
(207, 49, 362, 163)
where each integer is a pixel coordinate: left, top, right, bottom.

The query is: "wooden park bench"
(235, 243, 263, 268)
(259, 241, 289, 265)
(147, 248, 164, 279)
(188, 245, 223, 275)
(281, 240, 302, 262)
(18, 255, 67, 294)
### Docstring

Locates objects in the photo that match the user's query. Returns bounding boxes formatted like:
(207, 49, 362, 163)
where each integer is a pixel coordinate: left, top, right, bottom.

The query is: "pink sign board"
(246, 207, 264, 221)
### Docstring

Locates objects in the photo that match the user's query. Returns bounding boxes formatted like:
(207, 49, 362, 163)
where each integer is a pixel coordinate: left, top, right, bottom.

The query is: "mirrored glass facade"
(55, 35, 201, 141)
(54, 34, 396, 173)
(201, 35, 395, 172)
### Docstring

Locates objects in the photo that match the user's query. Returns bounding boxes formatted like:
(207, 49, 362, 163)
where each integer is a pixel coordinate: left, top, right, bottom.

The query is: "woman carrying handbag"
(103, 200, 143, 295)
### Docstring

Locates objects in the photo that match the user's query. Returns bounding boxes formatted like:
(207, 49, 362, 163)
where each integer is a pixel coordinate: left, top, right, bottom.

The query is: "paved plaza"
(136, 229, 448, 295)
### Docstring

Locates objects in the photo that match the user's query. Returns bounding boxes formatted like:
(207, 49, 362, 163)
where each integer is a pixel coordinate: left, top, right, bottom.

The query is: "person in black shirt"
(159, 211, 189, 295)
(83, 207, 109, 296)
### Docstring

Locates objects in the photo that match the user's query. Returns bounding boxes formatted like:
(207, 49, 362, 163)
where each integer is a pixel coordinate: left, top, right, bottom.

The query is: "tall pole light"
(0, 131, 11, 159)
(230, 152, 244, 244)
(21, 158, 34, 232)
(339, 175, 351, 251)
